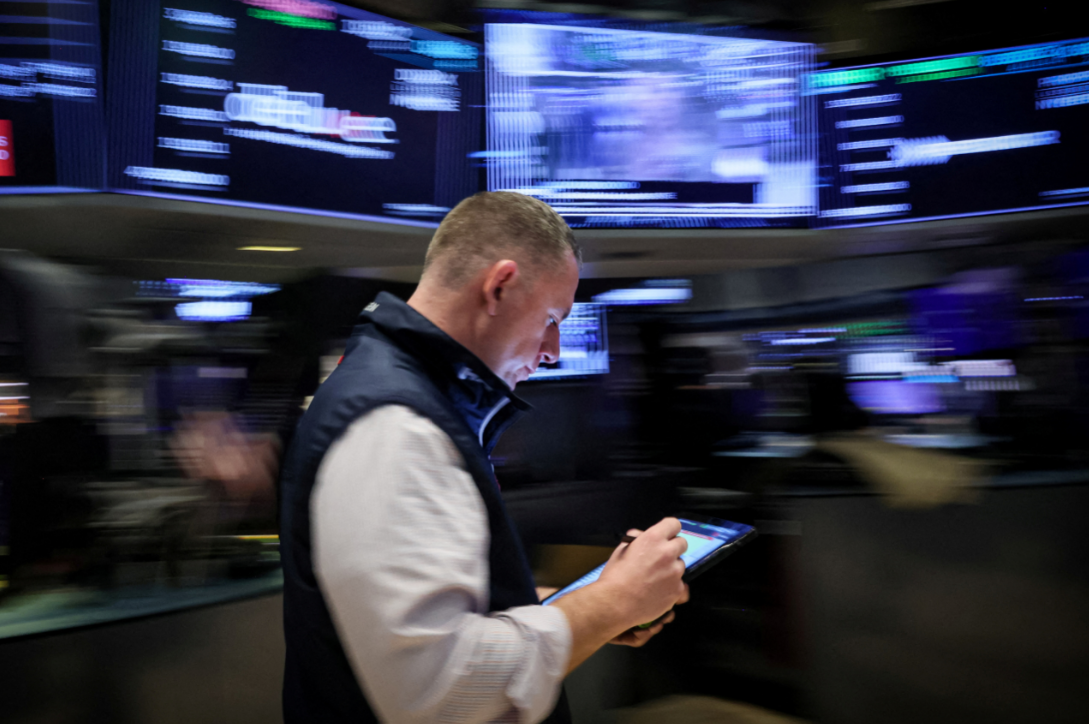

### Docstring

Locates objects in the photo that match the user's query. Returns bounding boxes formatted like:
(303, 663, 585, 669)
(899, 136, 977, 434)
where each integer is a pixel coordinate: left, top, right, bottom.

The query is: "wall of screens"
(106, 0, 482, 224)
(485, 23, 817, 229)
(4, 6, 1089, 231)
(812, 36, 1089, 227)
(0, 0, 105, 193)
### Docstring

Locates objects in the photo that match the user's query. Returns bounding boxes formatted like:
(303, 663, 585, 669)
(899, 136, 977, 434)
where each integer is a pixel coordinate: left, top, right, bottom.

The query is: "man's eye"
(548, 317, 558, 327)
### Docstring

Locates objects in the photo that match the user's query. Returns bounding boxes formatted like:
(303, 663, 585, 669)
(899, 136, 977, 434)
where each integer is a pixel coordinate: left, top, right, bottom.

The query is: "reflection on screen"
(486, 24, 815, 228)
(542, 518, 750, 605)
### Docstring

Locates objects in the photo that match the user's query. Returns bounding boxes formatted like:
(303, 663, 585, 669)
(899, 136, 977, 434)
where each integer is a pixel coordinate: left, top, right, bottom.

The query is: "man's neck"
(407, 285, 487, 365)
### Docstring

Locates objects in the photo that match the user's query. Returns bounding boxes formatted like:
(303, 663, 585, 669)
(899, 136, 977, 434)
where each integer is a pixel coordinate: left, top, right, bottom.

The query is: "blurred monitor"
(158, 364, 248, 414)
(107, 0, 482, 224)
(910, 271, 1022, 356)
(528, 302, 608, 380)
(812, 36, 1089, 227)
(847, 380, 943, 416)
(175, 300, 251, 321)
(1050, 247, 1089, 340)
(134, 277, 278, 322)
(485, 23, 816, 228)
(0, 1, 105, 193)
(592, 279, 692, 306)
(139, 277, 279, 300)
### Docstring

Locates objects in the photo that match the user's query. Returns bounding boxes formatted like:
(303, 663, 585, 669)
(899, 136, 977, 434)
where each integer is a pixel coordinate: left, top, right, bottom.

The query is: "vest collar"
(355, 292, 530, 452)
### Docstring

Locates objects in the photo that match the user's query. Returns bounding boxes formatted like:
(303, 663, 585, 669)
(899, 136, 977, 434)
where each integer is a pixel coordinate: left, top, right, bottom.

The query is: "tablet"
(541, 516, 757, 606)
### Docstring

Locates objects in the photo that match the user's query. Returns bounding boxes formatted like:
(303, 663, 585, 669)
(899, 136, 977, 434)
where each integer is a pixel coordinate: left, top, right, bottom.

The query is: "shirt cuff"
(491, 604, 572, 724)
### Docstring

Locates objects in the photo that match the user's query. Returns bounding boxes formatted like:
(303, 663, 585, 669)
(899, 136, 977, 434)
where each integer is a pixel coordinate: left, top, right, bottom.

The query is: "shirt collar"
(353, 292, 531, 442)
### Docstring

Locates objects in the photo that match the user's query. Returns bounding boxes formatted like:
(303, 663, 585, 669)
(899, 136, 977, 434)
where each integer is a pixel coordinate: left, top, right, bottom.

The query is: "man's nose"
(539, 328, 560, 365)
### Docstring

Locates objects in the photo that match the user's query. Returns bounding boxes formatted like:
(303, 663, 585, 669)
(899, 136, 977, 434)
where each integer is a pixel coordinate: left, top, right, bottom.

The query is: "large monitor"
(812, 36, 1089, 227)
(107, 0, 482, 224)
(485, 24, 816, 228)
(0, 0, 105, 193)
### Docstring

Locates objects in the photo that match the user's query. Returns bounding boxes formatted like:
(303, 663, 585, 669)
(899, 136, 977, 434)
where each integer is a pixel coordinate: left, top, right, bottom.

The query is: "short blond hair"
(422, 192, 581, 288)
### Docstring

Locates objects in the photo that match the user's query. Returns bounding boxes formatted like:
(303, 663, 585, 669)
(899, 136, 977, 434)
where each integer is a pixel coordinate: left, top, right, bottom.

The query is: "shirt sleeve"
(312, 405, 571, 724)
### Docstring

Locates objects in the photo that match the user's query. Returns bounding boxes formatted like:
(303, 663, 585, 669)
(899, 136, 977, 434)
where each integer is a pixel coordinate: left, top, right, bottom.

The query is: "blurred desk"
(883, 432, 1005, 449)
(714, 432, 1005, 460)
(714, 449, 809, 459)
(0, 588, 285, 724)
(0, 569, 282, 640)
(713, 434, 814, 459)
(772, 467, 1089, 497)
(788, 477, 1089, 724)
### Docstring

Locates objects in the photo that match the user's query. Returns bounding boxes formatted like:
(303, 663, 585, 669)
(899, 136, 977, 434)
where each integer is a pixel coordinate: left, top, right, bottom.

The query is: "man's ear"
(482, 260, 519, 316)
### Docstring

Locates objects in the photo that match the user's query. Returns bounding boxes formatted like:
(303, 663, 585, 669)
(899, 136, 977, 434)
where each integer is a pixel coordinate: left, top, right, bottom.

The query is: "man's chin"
(507, 367, 533, 388)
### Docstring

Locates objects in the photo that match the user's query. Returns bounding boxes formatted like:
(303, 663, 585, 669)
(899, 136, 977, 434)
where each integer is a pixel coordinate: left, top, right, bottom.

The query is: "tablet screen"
(541, 517, 754, 606)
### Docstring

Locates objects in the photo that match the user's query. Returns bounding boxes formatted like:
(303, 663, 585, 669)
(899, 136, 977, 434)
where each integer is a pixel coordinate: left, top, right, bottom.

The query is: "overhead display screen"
(107, 0, 482, 224)
(812, 36, 1089, 227)
(0, 0, 105, 193)
(485, 24, 816, 228)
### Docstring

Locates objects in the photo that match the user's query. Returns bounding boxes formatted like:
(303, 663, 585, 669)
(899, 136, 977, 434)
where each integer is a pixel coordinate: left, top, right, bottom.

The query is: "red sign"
(0, 120, 13, 177)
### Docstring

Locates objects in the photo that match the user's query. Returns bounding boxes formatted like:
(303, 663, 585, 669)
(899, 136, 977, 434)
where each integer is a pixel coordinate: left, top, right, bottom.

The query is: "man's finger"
(677, 584, 690, 605)
(635, 611, 673, 638)
(610, 630, 643, 646)
(637, 621, 666, 642)
(612, 611, 676, 647)
(649, 516, 682, 539)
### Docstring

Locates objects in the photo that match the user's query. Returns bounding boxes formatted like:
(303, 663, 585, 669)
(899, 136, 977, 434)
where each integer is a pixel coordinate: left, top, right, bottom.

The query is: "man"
(280, 191, 690, 724)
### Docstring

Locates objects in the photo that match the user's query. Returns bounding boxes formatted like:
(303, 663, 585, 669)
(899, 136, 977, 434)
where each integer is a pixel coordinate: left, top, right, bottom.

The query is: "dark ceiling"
(5, 193, 1089, 284)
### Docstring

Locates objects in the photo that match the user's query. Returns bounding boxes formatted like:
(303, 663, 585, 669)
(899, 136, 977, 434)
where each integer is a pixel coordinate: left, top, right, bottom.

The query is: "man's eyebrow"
(560, 306, 573, 322)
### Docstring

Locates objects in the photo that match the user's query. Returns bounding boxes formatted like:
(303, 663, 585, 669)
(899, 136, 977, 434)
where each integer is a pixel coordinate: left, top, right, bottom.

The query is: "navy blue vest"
(280, 292, 571, 724)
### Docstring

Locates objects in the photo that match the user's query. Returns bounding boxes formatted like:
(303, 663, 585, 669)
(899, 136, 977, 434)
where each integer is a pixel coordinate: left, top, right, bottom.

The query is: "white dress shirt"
(312, 405, 571, 724)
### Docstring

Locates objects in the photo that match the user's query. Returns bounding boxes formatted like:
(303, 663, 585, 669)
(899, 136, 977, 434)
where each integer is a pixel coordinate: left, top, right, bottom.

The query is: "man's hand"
(609, 610, 676, 647)
(603, 525, 689, 647)
(595, 518, 689, 627)
(551, 517, 690, 673)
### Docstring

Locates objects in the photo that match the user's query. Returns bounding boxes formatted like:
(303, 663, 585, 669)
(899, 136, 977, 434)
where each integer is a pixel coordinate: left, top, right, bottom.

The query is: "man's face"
(490, 253, 580, 389)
